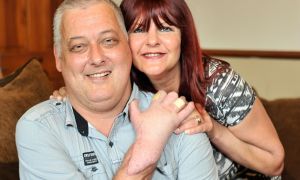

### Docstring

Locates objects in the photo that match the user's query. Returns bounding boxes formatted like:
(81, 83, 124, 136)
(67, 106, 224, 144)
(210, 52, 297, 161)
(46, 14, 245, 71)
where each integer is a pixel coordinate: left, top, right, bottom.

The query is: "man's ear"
(54, 46, 62, 72)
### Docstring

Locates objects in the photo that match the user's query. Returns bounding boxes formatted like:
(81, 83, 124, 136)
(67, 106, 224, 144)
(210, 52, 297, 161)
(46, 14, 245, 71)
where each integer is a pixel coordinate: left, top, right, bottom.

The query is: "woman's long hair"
(120, 0, 206, 106)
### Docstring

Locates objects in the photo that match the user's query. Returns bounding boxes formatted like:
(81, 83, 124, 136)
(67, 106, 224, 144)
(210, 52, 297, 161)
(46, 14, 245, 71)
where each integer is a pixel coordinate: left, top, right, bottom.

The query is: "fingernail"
(152, 92, 160, 100)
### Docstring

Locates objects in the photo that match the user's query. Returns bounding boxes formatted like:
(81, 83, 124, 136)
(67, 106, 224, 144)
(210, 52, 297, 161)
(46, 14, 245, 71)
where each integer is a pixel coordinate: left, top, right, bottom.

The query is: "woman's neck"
(149, 64, 181, 93)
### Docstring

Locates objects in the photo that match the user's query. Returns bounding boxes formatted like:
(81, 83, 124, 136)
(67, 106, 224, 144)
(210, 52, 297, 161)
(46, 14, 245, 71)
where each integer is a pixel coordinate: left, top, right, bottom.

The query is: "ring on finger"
(173, 98, 186, 110)
(195, 116, 202, 125)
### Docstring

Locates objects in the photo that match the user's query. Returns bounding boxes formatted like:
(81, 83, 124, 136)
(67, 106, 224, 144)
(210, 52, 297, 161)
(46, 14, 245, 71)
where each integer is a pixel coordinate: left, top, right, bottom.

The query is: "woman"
(120, 0, 284, 179)
(52, 0, 284, 179)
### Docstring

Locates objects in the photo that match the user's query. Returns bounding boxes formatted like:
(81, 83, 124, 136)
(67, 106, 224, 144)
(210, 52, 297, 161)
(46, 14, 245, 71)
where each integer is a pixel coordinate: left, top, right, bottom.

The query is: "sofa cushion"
(0, 162, 19, 180)
(0, 59, 53, 163)
(261, 98, 300, 179)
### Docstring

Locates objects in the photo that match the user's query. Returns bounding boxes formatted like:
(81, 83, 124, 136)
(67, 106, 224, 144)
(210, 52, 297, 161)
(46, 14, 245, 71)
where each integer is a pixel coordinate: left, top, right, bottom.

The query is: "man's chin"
(88, 94, 112, 103)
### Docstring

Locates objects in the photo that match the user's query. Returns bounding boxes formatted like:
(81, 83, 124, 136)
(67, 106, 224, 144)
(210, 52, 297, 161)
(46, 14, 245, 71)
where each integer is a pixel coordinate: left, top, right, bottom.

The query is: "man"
(16, 0, 218, 179)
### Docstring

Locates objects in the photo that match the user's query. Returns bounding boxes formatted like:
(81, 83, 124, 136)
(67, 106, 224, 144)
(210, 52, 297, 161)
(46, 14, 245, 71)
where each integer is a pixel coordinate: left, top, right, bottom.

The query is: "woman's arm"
(208, 98, 284, 176)
(177, 60, 285, 176)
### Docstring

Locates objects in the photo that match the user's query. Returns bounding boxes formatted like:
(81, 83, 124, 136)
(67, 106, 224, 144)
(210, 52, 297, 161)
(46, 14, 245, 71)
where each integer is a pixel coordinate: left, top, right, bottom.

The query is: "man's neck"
(71, 99, 127, 137)
(70, 87, 132, 137)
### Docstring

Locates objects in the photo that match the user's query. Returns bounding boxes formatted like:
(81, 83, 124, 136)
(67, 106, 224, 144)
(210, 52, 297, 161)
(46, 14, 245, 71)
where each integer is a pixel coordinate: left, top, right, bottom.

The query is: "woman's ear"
(53, 46, 62, 72)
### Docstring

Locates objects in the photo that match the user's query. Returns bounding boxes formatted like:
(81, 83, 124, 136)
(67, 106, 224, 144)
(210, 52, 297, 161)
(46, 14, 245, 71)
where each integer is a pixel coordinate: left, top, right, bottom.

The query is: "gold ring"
(174, 98, 186, 109)
(195, 116, 202, 125)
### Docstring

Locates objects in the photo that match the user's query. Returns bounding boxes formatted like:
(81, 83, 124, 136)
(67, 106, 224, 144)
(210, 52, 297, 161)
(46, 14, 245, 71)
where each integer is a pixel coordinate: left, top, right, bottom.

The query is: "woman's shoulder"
(203, 56, 231, 79)
(203, 56, 256, 127)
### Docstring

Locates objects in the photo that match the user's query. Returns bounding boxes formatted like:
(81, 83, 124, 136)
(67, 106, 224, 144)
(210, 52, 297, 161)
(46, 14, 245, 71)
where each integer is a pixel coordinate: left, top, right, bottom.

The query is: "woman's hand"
(175, 104, 213, 135)
(49, 86, 67, 101)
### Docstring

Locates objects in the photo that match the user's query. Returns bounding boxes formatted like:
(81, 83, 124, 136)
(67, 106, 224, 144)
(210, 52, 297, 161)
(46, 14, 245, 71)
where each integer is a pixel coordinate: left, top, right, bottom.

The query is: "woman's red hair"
(120, 0, 206, 106)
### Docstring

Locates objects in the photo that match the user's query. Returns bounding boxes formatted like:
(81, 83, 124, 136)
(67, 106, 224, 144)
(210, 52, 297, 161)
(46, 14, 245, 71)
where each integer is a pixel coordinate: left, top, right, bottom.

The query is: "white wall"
(186, 0, 300, 100)
(188, 0, 300, 51)
(224, 57, 300, 100)
(114, 0, 300, 100)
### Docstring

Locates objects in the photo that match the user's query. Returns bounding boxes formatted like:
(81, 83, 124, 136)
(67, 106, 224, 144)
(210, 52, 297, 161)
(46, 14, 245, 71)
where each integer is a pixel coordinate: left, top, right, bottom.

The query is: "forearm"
(128, 128, 171, 175)
(114, 146, 155, 180)
(208, 120, 283, 176)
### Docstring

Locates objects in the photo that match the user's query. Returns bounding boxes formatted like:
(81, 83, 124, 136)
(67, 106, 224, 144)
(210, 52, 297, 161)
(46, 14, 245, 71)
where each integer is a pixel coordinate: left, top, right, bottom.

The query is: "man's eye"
(160, 26, 173, 32)
(70, 44, 86, 52)
(102, 38, 118, 47)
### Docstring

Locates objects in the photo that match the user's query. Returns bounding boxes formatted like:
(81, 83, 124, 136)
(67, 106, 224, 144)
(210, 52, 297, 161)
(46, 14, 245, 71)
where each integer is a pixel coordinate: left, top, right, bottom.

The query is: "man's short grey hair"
(53, 0, 127, 57)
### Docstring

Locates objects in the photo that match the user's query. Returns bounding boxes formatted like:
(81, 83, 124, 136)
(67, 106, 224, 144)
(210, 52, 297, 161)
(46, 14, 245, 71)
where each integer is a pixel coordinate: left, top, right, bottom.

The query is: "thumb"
(129, 99, 141, 128)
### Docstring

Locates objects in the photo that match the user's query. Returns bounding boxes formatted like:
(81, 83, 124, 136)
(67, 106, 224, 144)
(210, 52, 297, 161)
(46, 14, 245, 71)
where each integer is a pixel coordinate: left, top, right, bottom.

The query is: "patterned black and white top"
(204, 57, 280, 180)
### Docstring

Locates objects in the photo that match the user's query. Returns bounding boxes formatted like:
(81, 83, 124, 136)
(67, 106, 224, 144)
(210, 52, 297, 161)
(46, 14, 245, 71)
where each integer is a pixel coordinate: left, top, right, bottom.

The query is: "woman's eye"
(70, 44, 86, 52)
(160, 26, 173, 32)
(133, 27, 144, 33)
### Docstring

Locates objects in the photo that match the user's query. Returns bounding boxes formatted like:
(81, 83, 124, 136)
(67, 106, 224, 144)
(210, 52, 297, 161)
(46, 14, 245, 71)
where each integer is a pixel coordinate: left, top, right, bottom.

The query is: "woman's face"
(128, 18, 181, 80)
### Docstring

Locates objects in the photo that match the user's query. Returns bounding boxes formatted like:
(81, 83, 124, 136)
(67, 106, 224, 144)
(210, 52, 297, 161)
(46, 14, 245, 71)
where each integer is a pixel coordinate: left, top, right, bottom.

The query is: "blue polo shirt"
(16, 84, 218, 180)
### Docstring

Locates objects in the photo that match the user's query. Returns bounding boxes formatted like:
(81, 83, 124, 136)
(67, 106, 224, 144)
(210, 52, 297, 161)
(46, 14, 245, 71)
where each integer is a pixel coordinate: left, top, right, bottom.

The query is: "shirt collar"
(67, 83, 142, 137)
(73, 107, 89, 136)
(122, 83, 140, 120)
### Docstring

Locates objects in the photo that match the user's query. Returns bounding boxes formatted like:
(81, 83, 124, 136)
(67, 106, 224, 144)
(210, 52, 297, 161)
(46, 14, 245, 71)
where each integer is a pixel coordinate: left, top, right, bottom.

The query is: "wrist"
(206, 121, 221, 143)
(207, 131, 217, 142)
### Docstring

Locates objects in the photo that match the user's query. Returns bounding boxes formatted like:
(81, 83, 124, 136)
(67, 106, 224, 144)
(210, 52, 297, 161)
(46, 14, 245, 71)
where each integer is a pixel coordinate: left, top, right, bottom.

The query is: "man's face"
(55, 2, 132, 111)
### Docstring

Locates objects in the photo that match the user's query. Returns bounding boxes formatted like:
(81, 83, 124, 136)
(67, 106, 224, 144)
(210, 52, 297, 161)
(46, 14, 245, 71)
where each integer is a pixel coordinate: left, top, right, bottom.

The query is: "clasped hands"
(127, 90, 213, 175)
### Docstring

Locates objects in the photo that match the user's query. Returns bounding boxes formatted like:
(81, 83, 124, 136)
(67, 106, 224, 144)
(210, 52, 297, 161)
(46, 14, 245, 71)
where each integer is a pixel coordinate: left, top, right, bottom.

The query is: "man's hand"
(128, 90, 195, 175)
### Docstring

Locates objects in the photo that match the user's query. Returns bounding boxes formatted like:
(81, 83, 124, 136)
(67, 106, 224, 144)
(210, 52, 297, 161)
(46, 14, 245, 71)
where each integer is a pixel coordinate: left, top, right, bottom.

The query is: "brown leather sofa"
(261, 98, 300, 179)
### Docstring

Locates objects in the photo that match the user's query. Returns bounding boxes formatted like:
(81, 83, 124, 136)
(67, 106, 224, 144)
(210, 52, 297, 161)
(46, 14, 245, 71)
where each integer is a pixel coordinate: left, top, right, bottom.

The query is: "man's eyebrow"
(68, 30, 119, 40)
(69, 36, 85, 41)
(99, 29, 119, 36)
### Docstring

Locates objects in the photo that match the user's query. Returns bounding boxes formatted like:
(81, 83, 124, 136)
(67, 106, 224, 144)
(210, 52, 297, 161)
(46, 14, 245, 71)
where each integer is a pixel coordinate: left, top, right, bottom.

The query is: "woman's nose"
(146, 30, 160, 47)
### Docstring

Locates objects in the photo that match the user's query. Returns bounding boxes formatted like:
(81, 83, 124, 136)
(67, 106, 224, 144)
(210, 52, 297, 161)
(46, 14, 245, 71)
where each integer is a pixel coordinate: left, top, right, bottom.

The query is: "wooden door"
(0, 0, 64, 88)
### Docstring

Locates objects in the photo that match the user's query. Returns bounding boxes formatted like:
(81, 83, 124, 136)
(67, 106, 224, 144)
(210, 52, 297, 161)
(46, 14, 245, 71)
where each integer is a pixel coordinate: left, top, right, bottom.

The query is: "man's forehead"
(64, 3, 115, 19)
(61, 4, 122, 38)
(62, 2, 118, 26)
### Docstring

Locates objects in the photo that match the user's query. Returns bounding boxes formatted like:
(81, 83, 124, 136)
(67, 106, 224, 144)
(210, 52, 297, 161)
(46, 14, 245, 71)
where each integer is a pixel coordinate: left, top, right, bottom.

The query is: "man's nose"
(89, 45, 106, 65)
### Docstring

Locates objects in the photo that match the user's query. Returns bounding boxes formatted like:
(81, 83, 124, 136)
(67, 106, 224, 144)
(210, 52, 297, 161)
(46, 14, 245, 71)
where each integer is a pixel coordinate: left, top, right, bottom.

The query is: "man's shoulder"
(16, 99, 72, 143)
(137, 90, 153, 102)
(18, 99, 68, 126)
(132, 84, 154, 110)
(168, 132, 209, 146)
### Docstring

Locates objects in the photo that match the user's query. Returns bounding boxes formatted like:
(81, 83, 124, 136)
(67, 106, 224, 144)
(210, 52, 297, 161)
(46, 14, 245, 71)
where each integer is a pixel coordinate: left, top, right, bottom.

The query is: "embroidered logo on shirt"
(83, 151, 99, 166)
